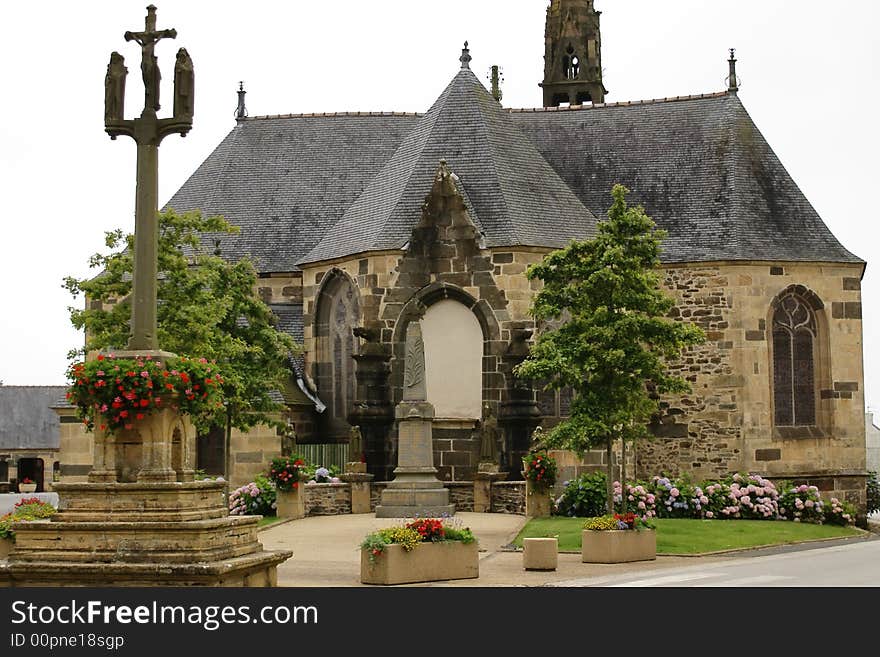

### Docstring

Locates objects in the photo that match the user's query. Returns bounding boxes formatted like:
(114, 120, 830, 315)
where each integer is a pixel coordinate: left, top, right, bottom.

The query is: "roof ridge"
(723, 94, 742, 262)
(0, 385, 67, 389)
(242, 111, 424, 121)
(508, 90, 730, 113)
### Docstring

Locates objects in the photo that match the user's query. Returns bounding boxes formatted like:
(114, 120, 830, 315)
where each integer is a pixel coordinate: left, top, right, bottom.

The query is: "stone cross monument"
(105, 4, 194, 352)
(0, 6, 291, 587)
(376, 319, 454, 518)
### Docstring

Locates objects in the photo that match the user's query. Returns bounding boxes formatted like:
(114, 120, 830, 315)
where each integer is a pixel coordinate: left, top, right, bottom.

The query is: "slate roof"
(300, 68, 598, 265)
(165, 113, 421, 273)
(166, 81, 860, 271)
(269, 303, 305, 377)
(511, 93, 863, 264)
(0, 387, 65, 451)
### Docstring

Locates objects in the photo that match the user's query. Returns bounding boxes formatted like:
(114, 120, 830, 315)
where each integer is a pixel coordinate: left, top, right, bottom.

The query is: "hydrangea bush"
(778, 484, 824, 523)
(613, 481, 656, 518)
(824, 497, 857, 526)
(228, 475, 276, 516)
(555, 471, 855, 526)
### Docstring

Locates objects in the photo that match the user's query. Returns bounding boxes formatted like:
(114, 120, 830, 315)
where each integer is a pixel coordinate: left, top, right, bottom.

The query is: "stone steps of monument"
(1, 548, 292, 586)
(9, 516, 263, 564)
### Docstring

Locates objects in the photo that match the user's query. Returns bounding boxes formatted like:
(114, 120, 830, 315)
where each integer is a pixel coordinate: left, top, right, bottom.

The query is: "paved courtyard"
(259, 513, 735, 587)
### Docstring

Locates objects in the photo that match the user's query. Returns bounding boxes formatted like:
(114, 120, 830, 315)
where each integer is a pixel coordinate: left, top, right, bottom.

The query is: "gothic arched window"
(315, 271, 360, 440)
(772, 293, 817, 427)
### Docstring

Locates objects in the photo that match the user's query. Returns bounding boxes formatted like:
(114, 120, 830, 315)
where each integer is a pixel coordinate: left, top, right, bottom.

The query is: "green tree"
(63, 208, 300, 437)
(515, 185, 705, 512)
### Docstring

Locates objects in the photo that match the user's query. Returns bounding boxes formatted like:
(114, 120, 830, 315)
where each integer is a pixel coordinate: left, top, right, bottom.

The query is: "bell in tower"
(540, 0, 607, 107)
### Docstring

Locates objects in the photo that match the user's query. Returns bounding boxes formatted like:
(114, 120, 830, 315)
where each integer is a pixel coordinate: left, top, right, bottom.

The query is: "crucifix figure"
(124, 5, 177, 113)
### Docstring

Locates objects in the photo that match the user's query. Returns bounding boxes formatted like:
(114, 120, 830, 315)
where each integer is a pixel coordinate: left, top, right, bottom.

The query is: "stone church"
(65, 0, 867, 507)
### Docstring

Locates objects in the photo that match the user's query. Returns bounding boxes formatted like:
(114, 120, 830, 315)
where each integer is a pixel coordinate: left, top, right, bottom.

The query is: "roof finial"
(235, 81, 248, 120)
(727, 48, 739, 93)
(460, 41, 472, 70)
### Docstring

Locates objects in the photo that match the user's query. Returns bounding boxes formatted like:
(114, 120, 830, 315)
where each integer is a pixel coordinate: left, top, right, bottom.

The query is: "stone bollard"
(523, 537, 558, 571)
(525, 479, 552, 518)
(276, 486, 305, 520)
(341, 466, 374, 515)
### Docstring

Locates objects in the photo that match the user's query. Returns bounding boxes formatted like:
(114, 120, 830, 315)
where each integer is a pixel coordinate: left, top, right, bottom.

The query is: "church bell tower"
(540, 0, 607, 107)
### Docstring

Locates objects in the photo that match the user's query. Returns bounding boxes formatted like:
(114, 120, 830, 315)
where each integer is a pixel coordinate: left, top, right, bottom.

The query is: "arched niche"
(421, 299, 483, 419)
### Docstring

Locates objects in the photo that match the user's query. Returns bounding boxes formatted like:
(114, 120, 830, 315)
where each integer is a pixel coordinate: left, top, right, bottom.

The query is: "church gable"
(299, 47, 597, 268)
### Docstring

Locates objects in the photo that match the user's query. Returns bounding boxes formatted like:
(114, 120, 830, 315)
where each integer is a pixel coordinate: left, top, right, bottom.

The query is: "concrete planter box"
(0, 538, 12, 560)
(582, 529, 656, 563)
(18, 484, 37, 494)
(524, 479, 552, 518)
(361, 541, 479, 585)
(276, 488, 305, 520)
(523, 537, 558, 571)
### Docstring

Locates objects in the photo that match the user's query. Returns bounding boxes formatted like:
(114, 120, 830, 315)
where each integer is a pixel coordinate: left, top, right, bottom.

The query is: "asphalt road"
(551, 535, 880, 587)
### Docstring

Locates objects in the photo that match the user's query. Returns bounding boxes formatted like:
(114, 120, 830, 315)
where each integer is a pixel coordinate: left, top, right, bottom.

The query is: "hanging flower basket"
(66, 354, 224, 435)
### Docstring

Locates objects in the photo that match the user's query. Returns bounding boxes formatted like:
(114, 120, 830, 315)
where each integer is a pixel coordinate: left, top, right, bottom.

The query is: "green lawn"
(258, 516, 286, 529)
(515, 517, 862, 554)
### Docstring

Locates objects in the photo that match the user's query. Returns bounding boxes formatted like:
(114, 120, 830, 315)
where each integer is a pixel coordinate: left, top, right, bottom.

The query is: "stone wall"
(491, 481, 526, 515)
(635, 262, 866, 509)
(303, 483, 352, 516)
(229, 424, 281, 488)
(446, 482, 475, 512)
(368, 481, 517, 515)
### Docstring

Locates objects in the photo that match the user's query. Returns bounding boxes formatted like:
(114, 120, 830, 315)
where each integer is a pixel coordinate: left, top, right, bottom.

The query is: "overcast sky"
(1, 0, 878, 414)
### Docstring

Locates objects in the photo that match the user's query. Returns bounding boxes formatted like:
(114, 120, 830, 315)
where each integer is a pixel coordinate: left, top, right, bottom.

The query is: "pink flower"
(638, 501, 646, 510)
(699, 496, 709, 505)
(706, 511, 714, 518)
(670, 488, 680, 498)
(805, 500, 814, 508)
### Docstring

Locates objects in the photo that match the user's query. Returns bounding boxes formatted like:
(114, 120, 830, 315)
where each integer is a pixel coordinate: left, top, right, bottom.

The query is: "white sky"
(1, 0, 878, 414)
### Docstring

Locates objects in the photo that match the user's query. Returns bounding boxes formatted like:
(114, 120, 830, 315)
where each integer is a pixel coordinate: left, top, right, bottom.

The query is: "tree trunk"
(605, 437, 614, 514)
(620, 436, 627, 514)
(223, 407, 232, 503)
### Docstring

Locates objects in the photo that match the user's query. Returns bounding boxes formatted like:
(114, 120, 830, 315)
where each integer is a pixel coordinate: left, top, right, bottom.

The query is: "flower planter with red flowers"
(18, 478, 37, 494)
(522, 451, 557, 518)
(269, 456, 307, 520)
(360, 519, 479, 585)
(581, 514, 656, 564)
(66, 354, 224, 436)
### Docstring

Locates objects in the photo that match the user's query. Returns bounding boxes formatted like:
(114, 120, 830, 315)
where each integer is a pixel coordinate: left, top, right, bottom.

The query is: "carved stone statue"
(104, 52, 127, 123)
(478, 403, 500, 463)
(173, 48, 194, 119)
(281, 418, 297, 456)
(348, 425, 364, 463)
